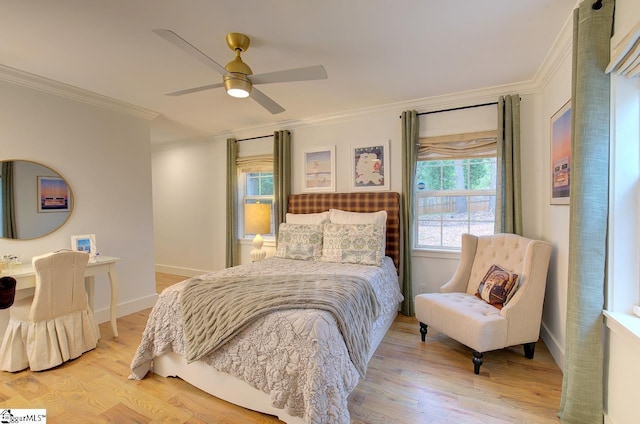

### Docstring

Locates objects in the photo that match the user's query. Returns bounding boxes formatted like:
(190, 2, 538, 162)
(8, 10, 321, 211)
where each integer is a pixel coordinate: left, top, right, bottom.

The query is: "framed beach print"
(351, 140, 390, 191)
(37, 176, 71, 212)
(550, 100, 571, 205)
(71, 234, 97, 259)
(302, 146, 336, 192)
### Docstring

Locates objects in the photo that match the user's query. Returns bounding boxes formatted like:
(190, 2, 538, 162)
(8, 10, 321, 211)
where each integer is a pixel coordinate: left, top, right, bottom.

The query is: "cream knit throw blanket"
(181, 273, 380, 377)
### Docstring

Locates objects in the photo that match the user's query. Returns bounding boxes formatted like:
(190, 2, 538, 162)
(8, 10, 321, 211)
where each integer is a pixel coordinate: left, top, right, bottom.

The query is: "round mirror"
(1, 160, 73, 240)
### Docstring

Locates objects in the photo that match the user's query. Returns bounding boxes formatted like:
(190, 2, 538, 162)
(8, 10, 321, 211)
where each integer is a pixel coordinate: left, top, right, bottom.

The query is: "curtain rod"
(235, 134, 272, 142)
(415, 101, 498, 117)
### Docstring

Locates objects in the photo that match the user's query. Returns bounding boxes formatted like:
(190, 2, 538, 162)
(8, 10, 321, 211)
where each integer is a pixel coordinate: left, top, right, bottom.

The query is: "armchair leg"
(472, 351, 483, 374)
(419, 322, 428, 342)
(523, 342, 536, 359)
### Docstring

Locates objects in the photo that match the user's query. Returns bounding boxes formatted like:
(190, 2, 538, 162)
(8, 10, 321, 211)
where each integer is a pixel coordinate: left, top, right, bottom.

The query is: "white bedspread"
(129, 257, 402, 424)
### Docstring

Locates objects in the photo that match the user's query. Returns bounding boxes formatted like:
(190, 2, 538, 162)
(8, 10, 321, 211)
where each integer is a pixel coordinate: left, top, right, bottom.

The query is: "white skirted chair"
(415, 233, 552, 374)
(0, 250, 100, 372)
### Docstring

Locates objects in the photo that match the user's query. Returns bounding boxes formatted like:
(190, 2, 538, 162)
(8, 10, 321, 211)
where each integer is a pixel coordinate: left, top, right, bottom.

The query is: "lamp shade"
(244, 203, 271, 235)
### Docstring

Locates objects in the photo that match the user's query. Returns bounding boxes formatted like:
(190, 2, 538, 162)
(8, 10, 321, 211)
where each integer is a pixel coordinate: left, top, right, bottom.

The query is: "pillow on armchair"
(476, 264, 519, 308)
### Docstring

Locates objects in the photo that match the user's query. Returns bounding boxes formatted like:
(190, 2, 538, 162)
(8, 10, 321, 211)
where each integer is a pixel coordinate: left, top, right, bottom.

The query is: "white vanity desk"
(8, 255, 120, 337)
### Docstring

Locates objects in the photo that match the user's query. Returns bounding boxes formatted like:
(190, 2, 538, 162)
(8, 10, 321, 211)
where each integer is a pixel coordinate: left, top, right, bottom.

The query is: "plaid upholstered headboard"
(288, 192, 401, 272)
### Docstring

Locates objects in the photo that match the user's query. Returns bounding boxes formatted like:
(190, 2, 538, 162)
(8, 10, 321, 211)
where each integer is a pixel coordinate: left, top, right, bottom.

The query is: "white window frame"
(607, 73, 640, 316)
(238, 170, 275, 241)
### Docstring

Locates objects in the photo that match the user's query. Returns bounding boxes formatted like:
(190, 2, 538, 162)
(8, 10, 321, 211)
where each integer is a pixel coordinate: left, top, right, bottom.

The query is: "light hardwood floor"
(0, 273, 563, 423)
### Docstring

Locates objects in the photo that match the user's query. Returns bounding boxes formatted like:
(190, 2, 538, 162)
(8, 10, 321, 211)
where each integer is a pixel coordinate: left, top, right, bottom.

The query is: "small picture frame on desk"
(71, 234, 98, 260)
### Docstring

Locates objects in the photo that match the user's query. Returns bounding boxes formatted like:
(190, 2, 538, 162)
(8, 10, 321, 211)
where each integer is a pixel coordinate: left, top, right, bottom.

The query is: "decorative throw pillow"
(329, 209, 387, 251)
(321, 223, 385, 266)
(476, 264, 520, 308)
(275, 223, 323, 261)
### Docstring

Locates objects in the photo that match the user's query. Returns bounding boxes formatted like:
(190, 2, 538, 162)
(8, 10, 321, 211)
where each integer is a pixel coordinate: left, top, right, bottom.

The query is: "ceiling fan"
(153, 29, 328, 114)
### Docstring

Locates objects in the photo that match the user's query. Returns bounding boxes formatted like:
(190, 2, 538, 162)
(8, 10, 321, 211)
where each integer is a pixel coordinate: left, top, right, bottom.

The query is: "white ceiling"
(1, 0, 576, 144)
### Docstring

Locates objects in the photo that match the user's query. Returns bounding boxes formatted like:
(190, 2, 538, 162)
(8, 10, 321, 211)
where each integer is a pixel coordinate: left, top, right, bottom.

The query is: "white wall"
(152, 138, 226, 275)
(0, 76, 157, 328)
(538, 47, 573, 369)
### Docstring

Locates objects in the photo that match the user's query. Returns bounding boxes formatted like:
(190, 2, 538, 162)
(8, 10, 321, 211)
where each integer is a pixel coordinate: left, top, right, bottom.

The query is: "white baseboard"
(540, 320, 565, 371)
(93, 293, 158, 324)
(605, 413, 615, 424)
(155, 263, 210, 277)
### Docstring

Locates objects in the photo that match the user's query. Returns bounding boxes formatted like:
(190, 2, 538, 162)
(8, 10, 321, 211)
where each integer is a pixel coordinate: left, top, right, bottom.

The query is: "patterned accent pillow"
(275, 223, 323, 261)
(476, 264, 520, 308)
(321, 223, 385, 266)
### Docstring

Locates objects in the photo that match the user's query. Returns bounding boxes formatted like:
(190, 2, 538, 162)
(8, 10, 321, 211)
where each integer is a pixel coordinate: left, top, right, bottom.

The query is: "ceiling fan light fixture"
(154, 29, 325, 114)
(224, 73, 252, 98)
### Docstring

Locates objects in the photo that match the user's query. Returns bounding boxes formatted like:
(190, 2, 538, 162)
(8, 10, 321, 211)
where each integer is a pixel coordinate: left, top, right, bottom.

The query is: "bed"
(129, 192, 403, 424)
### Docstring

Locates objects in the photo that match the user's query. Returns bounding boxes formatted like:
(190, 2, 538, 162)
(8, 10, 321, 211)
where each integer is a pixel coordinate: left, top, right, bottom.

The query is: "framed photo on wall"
(71, 234, 97, 259)
(302, 146, 336, 192)
(37, 176, 71, 213)
(550, 100, 571, 205)
(351, 140, 390, 191)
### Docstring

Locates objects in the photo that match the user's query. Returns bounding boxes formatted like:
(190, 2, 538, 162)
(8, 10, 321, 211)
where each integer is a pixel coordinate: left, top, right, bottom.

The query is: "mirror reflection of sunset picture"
(37, 176, 70, 212)
(551, 100, 571, 205)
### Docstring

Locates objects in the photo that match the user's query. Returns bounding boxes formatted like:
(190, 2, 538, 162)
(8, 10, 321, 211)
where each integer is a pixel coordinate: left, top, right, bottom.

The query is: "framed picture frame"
(351, 140, 390, 191)
(302, 146, 336, 192)
(71, 234, 97, 258)
(37, 176, 71, 213)
(550, 100, 571, 205)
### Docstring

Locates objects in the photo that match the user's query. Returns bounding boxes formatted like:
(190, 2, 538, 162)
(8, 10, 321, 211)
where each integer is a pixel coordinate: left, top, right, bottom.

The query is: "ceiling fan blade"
(250, 87, 285, 114)
(164, 82, 224, 97)
(250, 65, 327, 85)
(153, 29, 227, 76)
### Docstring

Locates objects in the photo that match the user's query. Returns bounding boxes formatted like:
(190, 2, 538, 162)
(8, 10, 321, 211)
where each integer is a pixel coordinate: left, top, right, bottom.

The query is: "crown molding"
(0, 64, 158, 120)
(207, 79, 540, 143)
(532, 12, 573, 90)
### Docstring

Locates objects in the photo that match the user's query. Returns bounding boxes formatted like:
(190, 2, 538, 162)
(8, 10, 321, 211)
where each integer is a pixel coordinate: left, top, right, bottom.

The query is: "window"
(415, 158, 496, 249)
(413, 130, 498, 250)
(241, 171, 274, 238)
(607, 70, 640, 313)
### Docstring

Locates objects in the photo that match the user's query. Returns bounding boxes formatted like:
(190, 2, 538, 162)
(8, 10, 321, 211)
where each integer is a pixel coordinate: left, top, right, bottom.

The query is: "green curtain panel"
(558, 1, 614, 423)
(495, 95, 522, 235)
(225, 138, 238, 268)
(401, 110, 418, 316)
(273, 130, 291, 239)
(1, 161, 17, 239)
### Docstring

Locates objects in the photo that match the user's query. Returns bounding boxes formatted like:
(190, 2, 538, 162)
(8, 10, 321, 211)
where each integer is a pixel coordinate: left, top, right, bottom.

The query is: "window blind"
(606, 19, 640, 78)
(236, 154, 272, 172)
(418, 130, 497, 161)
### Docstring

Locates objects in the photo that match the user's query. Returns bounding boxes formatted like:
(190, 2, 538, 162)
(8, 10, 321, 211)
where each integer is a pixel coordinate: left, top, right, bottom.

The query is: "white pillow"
(329, 209, 387, 227)
(286, 211, 330, 225)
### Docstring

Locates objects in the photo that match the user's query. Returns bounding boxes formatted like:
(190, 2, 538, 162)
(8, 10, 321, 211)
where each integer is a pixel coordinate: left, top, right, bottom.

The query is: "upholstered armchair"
(414, 233, 553, 374)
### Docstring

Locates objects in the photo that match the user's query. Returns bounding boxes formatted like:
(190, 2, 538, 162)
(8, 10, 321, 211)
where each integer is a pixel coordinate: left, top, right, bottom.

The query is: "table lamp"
(244, 202, 271, 261)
